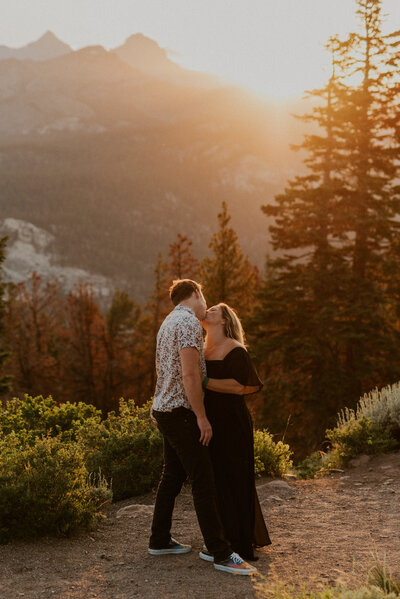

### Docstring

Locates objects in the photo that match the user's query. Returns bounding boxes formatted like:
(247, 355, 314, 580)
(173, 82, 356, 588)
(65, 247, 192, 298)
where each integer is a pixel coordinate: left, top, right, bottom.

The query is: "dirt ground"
(1, 451, 399, 599)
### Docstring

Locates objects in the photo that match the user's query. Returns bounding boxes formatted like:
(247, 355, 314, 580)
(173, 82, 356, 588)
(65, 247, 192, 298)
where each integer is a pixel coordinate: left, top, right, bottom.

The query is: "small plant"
(254, 579, 399, 599)
(296, 451, 328, 479)
(368, 561, 400, 595)
(253, 429, 293, 477)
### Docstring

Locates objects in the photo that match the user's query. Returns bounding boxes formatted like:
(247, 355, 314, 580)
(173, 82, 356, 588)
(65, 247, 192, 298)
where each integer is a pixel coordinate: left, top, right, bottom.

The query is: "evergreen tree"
(169, 234, 199, 280)
(332, 0, 400, 396)
(62, 282, 108, 412)
(102, 289, 140, 405)
(138, 253, 171, 397)
(199, 202, 257, 314)
(252, 2, 400, 455)
(0, 236, 11, 395)
(251, 44, 350, 453)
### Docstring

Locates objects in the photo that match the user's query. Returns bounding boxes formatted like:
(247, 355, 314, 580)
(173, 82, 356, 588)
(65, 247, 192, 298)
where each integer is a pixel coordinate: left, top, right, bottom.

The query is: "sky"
(0, 0, 399, 100)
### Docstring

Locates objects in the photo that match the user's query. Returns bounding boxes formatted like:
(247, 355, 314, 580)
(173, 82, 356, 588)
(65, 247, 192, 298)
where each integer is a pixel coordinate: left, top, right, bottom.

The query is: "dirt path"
(1, 451, 399, 599)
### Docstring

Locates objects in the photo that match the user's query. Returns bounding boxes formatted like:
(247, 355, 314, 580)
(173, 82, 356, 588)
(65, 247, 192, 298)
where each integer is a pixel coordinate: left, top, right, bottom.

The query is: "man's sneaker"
(199, 545, 214, 562)
(214, 552, 257, 575)
(148, 538, 192, 555)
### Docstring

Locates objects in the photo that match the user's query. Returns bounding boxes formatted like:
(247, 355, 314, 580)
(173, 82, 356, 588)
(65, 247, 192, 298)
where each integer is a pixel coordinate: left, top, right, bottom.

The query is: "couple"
(148, 279, 271, 575)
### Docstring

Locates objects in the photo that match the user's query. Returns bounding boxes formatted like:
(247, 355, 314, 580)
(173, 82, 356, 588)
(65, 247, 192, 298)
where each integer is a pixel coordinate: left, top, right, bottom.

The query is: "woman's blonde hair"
(218, 303, 246, 346)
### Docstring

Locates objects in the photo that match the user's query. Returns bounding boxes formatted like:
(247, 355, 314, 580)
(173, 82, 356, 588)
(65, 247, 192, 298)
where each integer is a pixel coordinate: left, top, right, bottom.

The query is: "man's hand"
(197, 415, 213, 446)
(150, 407, 157, 425)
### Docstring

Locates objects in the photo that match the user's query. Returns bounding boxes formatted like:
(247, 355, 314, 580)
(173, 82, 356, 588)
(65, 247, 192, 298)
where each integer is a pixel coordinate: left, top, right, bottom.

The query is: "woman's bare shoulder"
(224, 339, 246, 355)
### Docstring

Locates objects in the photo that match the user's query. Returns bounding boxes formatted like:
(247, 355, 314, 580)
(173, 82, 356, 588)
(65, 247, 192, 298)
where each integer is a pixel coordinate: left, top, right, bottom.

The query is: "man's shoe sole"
(214, 563, 257, 575)
(148, 546, 191, 555)
(199, 550, 214, 563)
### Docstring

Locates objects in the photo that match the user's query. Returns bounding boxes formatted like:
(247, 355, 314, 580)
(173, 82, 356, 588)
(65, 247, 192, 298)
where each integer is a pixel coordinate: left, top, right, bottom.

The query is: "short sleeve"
(176, 317, 202, 352)
(226, 347, 263, 394)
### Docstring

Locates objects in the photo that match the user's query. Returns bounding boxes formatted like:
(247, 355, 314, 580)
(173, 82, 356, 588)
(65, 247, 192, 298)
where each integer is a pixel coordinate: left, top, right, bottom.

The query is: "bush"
(253, 429, 293, 477)
(82, 400, 163, 500)
(0, 394, 101, 443)
(326, 417, 397, 466)
(298, 381, 400, 475)
(296, 451, 328, 479)
(0, 433, 111, 543)
(339, 383, 400, 436)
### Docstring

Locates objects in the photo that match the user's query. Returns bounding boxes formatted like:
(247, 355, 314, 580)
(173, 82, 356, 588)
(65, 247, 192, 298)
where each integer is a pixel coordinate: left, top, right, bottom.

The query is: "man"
(148, 279, 255, 575)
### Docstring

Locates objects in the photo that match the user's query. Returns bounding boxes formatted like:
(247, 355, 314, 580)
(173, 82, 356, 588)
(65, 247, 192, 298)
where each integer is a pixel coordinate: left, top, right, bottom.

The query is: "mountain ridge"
(0, 31, 309, 302)
(0, 31, 72, 61)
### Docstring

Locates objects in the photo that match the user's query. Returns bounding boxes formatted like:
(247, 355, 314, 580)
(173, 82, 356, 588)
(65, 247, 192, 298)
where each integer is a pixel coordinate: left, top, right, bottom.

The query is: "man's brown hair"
(169, 279, 202, 306)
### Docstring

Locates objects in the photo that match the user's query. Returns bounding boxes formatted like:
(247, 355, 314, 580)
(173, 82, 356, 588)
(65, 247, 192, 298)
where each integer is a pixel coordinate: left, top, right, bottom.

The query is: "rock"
(261, 495, 285, 504)
(349, 454, 371, 468)
(259, 480, 292, 491)
(116, 504, 154, 519)
(283, 473, 297, 481)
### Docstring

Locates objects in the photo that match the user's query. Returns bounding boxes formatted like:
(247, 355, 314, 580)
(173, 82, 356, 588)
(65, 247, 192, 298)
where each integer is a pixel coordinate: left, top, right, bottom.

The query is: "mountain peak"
(118, 33, 168, 59)
(40, 30, 59, 41)
(0, 31, 72, 62)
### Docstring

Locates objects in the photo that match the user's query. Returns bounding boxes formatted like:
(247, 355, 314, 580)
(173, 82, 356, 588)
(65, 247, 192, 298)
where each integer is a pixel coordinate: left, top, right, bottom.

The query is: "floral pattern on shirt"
(152, 305, 206, 412)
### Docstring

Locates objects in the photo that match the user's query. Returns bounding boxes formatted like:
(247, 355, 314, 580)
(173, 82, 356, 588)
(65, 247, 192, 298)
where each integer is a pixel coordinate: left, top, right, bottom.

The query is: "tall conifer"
(251, 45, 349, 452)
(169, 234, 199, 280)
(332, 0, 400, 395)
(199, 202, 256, 314)
(252, 1, 400, 455)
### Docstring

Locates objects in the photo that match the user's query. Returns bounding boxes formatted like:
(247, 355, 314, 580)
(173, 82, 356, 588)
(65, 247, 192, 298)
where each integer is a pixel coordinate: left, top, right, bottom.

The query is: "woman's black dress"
(205, 346, 271, 560)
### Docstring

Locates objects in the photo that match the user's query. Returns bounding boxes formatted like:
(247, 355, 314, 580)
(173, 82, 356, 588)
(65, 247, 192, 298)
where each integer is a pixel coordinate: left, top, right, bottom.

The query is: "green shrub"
(0, 394, 101, 443)
(253, 429, 293, 477)
(0, 433, 111, 543)
(82, 400, 163, 500)
(326, 417, 397, 466)
(338, 383, 400, 436)
(296, 451, 328, 479)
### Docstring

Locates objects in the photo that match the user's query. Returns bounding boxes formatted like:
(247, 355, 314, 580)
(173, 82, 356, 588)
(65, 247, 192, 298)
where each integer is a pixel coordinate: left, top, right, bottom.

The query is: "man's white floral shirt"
(152, 305, 206, 412)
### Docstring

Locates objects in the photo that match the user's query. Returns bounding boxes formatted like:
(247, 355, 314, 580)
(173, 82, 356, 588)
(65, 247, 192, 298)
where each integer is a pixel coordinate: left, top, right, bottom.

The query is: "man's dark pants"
(149, 407, 231, 563)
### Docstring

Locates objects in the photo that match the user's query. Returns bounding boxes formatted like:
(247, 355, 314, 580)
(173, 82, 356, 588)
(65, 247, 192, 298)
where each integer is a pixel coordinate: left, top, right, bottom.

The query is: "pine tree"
(251, 44, 350, 453)
(332, 0, 400, 396)
(102, 289, 140, 405)
(137, 253, 171, 398)
(251, 1, 400, 456)
(169, 234, 199, 280)
(199, 202, 257, 314)
(0, 236, 11, 395)
(62, 282, 108, 412)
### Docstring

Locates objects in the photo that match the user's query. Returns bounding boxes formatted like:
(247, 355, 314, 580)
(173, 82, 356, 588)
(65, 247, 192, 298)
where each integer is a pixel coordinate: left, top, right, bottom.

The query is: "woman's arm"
(204, 377, 260, 395)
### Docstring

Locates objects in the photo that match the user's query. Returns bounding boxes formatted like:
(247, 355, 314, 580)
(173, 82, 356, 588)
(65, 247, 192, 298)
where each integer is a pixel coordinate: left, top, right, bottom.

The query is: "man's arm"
(180, 347, 212, 446)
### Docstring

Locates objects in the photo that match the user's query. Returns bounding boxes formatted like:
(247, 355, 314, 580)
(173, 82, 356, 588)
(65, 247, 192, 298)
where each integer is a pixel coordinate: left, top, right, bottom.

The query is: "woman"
(201, 303, 271, 561)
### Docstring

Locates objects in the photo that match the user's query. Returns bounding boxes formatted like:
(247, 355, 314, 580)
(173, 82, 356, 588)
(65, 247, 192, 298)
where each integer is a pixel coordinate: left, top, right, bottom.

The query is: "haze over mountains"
(0, 31, 307, 302)
(0, 31, 72, 61)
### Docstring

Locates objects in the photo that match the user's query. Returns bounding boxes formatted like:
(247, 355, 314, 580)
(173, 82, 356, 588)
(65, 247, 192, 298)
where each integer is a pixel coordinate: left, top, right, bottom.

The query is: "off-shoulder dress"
(204, 346, 271, 560)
